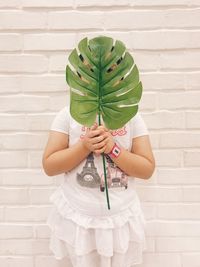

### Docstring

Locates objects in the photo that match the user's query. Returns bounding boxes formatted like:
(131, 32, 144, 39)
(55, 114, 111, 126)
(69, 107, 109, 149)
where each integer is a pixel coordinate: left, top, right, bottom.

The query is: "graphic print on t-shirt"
(76, 153, 128, 190)
(100, 154, 128, 191)
(77, 153, 101, 188)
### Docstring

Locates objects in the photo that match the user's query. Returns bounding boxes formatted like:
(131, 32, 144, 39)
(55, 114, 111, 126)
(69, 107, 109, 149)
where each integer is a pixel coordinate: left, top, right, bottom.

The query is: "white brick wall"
(0, 0, 200, 266)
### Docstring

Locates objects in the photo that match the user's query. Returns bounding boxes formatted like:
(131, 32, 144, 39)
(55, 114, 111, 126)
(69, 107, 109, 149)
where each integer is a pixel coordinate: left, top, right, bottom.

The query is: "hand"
(93, 125, 115, 156)
(81, 124, 108, 154)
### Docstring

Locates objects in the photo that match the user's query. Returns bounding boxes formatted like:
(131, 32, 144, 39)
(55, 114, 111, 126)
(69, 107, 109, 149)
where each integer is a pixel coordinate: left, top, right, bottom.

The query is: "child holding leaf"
(42, 36, 155, 267)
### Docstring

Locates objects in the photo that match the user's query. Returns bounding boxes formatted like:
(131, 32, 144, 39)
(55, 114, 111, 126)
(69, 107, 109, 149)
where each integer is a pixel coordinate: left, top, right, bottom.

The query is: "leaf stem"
(98, 113, 110, 210)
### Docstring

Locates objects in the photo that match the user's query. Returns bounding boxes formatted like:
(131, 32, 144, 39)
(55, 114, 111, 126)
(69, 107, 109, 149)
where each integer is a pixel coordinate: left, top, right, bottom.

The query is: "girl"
(42, 104, 155, 267)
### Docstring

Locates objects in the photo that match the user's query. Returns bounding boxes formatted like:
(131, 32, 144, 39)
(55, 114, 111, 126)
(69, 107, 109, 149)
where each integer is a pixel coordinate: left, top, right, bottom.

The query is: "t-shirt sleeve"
(130, 112, 149, 139)
(50, 106, 70, 135)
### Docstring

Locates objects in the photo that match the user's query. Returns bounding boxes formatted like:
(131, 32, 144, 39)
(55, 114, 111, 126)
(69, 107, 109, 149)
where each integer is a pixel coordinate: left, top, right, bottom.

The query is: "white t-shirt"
(50, 106, 149, 216)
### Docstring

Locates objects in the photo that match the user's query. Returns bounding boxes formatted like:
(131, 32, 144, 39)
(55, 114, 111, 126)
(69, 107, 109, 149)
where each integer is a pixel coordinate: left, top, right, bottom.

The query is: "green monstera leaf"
(66, 36, 143, 210)
(66, 36, 142, 130)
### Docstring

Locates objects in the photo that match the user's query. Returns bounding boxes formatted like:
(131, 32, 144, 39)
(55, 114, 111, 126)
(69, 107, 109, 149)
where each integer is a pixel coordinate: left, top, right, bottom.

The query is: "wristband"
(108, 143, 121, 158)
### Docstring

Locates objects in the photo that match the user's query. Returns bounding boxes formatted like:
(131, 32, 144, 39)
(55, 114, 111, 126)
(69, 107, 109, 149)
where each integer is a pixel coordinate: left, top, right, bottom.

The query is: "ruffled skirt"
(47, 186, 147, 267)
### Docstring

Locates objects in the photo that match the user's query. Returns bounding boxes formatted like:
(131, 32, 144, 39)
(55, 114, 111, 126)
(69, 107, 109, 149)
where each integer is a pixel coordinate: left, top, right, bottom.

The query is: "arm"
(42, 131, 89, 176)
(95, 127, 155, 180)
(111, 135, 155, 179)
(42, 125, 107, 176)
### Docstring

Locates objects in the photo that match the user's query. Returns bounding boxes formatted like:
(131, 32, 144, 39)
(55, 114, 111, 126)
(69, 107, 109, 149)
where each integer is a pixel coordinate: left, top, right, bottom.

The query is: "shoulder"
(129, 111, 143, 124)
(50, 105, 70, 134)
(55, 105, 70, 118)
(128, 111, 149, 138)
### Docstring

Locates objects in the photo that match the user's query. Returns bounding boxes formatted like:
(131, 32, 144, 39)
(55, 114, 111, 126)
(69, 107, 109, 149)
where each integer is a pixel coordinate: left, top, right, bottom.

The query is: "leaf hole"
(79, 54, 84, 62)
(77, 71, 81, 78)
(79, 54, 94, 73)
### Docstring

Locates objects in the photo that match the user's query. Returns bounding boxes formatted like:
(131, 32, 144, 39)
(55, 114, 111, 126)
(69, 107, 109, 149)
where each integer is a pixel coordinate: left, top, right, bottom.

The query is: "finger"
(97, 125, 108, 132)
(103, 136, 109, 144)
(88, 129, 105, 138)
(94, 147, 105, 155)
(90, 123, 98, 130)
(93, 140, 106, 150)
(92, 135, 105, 144)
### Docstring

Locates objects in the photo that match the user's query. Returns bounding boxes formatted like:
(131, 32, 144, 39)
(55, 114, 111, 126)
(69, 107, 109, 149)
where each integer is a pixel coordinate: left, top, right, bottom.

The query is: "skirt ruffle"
(47, 186, 147, 267)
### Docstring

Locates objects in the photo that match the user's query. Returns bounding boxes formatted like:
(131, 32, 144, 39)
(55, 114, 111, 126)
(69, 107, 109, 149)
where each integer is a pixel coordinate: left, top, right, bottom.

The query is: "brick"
(5, 206, 51, 222)
(26, 113, 56, 131)
(142, 203, 157, 220)
(48, 11, 104, 29)
(186, 72, 200, 90)
(21, 75, 66, 92)
(75, 0, 130, 7)
(0, 207, 4, 221)
(24, 33, 77, 51)
(0, 34, 22, 51)
(130, 51, 160, 71)
(0, 11, 47, 29)
(21, 0, 73, 7)
(153, 150, 182, 167)
(160, 51, 200, 70)
(142, 253, 181, 267)
(30, 188, 56, 204)
(143, 111, 185, 130)
(35, 225, 50, 238)
(28, 151, 44, 168)
(139, 93, 157, 111)
(184, 151, 200, 167)
(1, 169, 54, 186)
(0, 55, 48, 73)
(136, 185, 183, 202)
(0, 74, 67, 94)
(158, 92, 200, 109)
(0, 0, 21, 8)
(129, 0, 200, 6)
(145, 237, 156, 252)
(49, 93, 70, 111)
(0, 239, 51, 255)
(0, 95, 50, 112)
(0, 225, 33, 239)
(147, 221, 200, 237)
(0, 257, 33, 267)
(0, 114, 27, 131)
(104, 11, 163, 30)
(0, 188, 29, 204)
(0, 76, 21, 93)
(35, 256, 73, 267)
(49, 53, 70, 72)
(157, 203, 200, 219)
(104, 9, 200, 29)
(183, 187, 200, 202)
(0, 133, 47, 150)
(186, 112, 200, 129)
(130, 31, 200, 50)
(157, 168, 200, 184)
(156, 237, 200, 252)
(159, 133, 200, 148)
(0, 151, 27, 168)
(182, 253, 200, 267)
(141, 72, 185, 91)
(163, 9, 200, 28)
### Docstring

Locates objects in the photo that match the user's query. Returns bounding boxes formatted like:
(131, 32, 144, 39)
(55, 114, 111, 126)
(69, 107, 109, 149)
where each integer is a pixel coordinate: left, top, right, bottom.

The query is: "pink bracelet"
(108, 143, 121, 158)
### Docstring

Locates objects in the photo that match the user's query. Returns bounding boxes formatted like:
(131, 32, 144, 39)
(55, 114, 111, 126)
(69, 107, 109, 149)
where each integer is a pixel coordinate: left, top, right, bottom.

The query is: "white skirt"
(47, 186, 147, 267)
